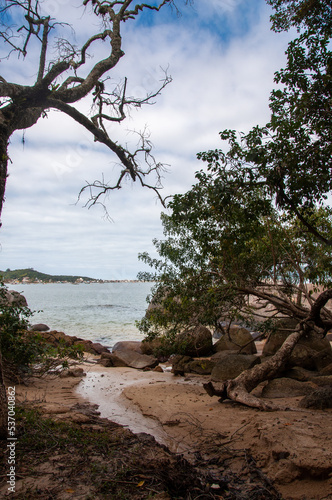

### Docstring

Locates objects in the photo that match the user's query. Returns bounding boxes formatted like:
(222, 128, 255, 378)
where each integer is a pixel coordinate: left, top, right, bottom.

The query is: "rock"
(101, 350, 158, 370)
(263, 324, 332, 370)
(0, 290, 28, 307)
(187, 358, 216, 375)
(153, 365, 163, 372)
(261, 378, 317, 398)
(284, 366, 320, 381)
(309, 375, 332, 386)
(59, 367, 86, 378)
(210, 353, 261, 381)
(112, 341, 143, 354)
(30, 323, 50, 332)
(175, 325, 213, 357)
(141, 337, 164, 356)
(299, 386, 332, 409)
(213, 325, 257, 354)
(319, 363, 332, 375)
(90, 342, 110, 355)
(312, 348, 332, 371)
(171, 355, 193, 376)
(38, 330, 109, 355)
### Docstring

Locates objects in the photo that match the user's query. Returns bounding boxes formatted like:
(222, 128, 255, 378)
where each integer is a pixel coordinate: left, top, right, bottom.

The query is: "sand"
(14, 357, 332, 500)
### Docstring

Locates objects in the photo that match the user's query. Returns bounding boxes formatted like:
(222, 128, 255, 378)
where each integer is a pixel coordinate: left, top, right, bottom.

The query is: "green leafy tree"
(139, 0, 332, 409)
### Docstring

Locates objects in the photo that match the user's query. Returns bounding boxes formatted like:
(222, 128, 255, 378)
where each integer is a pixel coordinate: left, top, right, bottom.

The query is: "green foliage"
(137, 2, 332, 339)
(0, 282, 83, 374)
(0, 282, 45, 368)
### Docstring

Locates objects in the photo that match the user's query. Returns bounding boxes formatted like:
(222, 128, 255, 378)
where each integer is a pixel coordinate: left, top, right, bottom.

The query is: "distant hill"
(0, 268, 95, 283)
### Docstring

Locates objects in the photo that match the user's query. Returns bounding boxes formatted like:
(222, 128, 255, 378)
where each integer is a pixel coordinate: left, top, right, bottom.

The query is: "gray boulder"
(299, 386, 332, 409)
(112, 341, 143, 353)
(30, 323, 50, 332)
(261, 378, 317, 398)
(0, 290, 28, 307)
(213, 325, 257, 354)
(175, 325, 213, 357)
(263, 324, 332, 370)
(101, 349, 158, 370)
(171, 355, 216, 375)
(171, 355, 193, 375)
(210, 352, 261, 381)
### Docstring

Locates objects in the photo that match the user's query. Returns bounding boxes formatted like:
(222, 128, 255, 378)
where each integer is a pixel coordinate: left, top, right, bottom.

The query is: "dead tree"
(0, 0, 178, 440)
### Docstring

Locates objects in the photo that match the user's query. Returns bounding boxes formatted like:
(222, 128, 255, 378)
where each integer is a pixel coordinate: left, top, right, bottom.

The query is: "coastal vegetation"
(1, 268, 95, 284)
(0, 282, 84, 377)
(138, 0, 332, 409)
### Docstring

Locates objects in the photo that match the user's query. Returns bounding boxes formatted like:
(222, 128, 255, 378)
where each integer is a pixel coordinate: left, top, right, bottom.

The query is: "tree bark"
(0, 131, 9, 440)
(0, 344, 7, 440)
(0, 130, 9, 221)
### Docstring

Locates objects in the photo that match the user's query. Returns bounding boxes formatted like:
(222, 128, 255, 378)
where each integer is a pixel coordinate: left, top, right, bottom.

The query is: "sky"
(0, 0, 293, 280)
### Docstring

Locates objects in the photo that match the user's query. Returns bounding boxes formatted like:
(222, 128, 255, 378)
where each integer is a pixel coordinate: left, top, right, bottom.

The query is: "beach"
(11, 354, 332, 500)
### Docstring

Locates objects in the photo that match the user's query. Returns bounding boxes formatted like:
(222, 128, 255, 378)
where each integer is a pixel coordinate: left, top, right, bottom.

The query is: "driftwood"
(204, 289, 332, 411)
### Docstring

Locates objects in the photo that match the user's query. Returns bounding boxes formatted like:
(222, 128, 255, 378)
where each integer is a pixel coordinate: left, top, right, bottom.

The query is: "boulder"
(0, 290, 28, 307)
(112, 341, 143, 354)
(319, 363, 332, 376)
(299, 386, 332, 409)
(90, 342, 110, 355)
(263, 323, 332, 370)
(261, 378, 317, 398)
(30, 323, 50, 332)
(213, 325, 257, 354)
(284, 366, 320, 381)
(59, 367, 86, 378)
(175, 325, 213, 357)
(171, 355, 193, 376)
(141, 337, 164, 356)
(210, 353, 261, 381)
(38, 330, 110, 355)
(101, 349, 158, 370)
(187, 358, 216, 375)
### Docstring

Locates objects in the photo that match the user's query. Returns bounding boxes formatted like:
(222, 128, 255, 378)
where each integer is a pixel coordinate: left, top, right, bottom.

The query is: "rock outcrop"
(262, 326, 332, 370)
(210, 352, 261, 381)
(0, 290, 28, 307)
(213, 325, 257, 354)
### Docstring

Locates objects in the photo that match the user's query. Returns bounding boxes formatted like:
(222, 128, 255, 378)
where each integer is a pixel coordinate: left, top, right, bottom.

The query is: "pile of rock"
(31, 326, 110, 356)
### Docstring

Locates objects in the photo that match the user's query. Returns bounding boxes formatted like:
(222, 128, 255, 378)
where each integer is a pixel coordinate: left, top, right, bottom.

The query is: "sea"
(8, 282, 154, 349)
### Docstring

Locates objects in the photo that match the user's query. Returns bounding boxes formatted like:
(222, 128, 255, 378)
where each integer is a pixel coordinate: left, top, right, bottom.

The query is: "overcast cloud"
(0, 0, 292, 279)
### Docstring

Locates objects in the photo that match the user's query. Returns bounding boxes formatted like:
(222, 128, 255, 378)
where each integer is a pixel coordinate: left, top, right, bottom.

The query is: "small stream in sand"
(75, 363, 177, 447)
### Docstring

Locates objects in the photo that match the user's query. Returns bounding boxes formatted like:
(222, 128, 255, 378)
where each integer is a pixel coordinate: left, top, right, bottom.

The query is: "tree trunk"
(0, 132, 9, 439)
(0, 130, 9, 221)
(204, 325, 306, 410)
(204, 291, 332, 410)
(0, 345, 7, 439)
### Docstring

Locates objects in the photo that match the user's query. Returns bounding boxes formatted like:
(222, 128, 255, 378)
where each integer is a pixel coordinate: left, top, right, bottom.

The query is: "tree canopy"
(0, 0, 184, 221)
(138, 0, 332, 407)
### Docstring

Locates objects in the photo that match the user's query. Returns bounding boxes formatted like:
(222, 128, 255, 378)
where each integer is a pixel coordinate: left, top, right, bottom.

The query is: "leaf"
(137, 480, 145, 487)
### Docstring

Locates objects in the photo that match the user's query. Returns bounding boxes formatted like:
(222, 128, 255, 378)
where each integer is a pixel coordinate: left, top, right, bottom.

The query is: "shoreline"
(13, 351, 332, 500)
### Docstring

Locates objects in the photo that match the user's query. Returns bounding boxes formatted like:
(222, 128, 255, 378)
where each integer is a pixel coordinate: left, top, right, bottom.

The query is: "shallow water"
(76, 365, 173, 444)
(8, 282, 153, 348)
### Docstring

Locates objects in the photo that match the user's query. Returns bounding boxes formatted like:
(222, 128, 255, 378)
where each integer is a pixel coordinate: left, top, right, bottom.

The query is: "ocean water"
(8, 282, 153, 349)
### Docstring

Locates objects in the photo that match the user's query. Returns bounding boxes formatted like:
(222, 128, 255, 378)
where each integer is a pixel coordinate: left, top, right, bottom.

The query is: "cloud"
(0, 0, 292, 279)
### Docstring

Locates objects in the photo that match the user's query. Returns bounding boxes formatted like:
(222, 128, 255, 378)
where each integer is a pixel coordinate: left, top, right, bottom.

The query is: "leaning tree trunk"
(0, 131, 9, 439)
(0, 344, 7, 440)
(204, 289, 332, 410)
